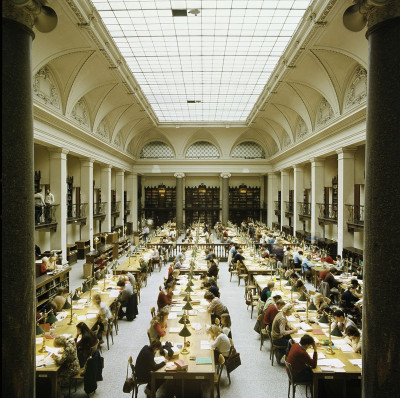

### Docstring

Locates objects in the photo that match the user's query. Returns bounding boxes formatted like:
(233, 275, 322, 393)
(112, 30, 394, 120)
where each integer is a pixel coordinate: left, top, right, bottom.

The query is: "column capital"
(220, 172, 231, 178)
(366, 0, 400, 31)
(115, 169, 125, 176)
(293, 163, 304, 170)
(280, 169, 290, 176)
(174, 172, 185, 179)
(2, 0, 43, 31)
(310, 157, 324, 167)
(101, 164, 113, 171)
(79, 157, 95, 165)
(336, 148, 357, 158)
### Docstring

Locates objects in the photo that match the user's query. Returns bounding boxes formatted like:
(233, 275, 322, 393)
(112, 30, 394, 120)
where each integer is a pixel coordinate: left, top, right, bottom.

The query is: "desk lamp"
(179, 318, 191, 355)
(82, 281, 90, 293)
(331, 325, 343, 337)
(94, 237, 100, 255)
(36, 322, 45, 335)
(72, 289, 80, 301)
(65, 293, 75, 325)
(182, 300, 193, 326)
(298, 292, 307, 302)
(323, 311, 335, 355)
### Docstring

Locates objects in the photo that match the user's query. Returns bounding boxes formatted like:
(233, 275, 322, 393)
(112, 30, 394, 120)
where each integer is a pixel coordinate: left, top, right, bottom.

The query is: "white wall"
(186, 176, 220, 187)
(34, 146, 50, 186)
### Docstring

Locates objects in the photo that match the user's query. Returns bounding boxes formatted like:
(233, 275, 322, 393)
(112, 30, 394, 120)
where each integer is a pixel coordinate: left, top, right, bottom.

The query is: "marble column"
(263, 175, 268, 224)
(280, 170, 290, 230)
(126, 173, 138, 231)
(80, 158, 94, 249)
(2, 2, 57, 396)
(115, 170, 125, 229)
(49, 149, 68, 260)
(220, 172, 231, 226)
(101, 165, 112, 232)
(174, 172, 185, 231)
(310, 158, 324, 244)
(337, 149, 356, 256)
(293, 164, 304, 237)
(363, 5, 400, 396)
(267, 172, 278, 229)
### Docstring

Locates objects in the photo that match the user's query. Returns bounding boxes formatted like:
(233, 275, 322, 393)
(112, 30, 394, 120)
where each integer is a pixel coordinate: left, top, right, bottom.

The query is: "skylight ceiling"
(92, 0, 312, 123)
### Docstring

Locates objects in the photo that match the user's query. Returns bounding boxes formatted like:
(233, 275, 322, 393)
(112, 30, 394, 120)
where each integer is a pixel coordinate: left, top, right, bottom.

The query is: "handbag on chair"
(123, 361, 135, 393)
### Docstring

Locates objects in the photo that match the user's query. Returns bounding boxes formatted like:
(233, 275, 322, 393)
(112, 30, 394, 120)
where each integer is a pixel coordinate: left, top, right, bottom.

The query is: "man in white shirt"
(34, 190, 45, 223)
(44, 189, 55, 222)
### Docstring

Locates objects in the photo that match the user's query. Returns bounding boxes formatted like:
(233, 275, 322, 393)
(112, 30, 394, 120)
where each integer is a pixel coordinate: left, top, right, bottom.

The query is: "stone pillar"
(280, 170, 290, 230)
(220, 172, 231, 225)
(101, 165, 112, 232)
(337, 149, 356, 256)
(310, 158, 324, 244)
(267, 172, 278, 229)
(115, 170, 124, 229)
(80, 158, 94, 250)
(49, 148, 68, 260)
(3, 2, 57, 396)
(174, 172, 185, 231)
(293, 164, 304, 237)
(363, 5, 400, 396)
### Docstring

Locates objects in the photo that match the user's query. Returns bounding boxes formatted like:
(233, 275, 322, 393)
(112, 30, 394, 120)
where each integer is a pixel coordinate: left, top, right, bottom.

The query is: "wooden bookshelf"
(113, 236, 131, 259)
(36, 266, 71, 310)
(229, 185, 260, 225)
(144, 185, 176, 226)
(66, 244, 78, 265)
(76, 239, 90, 259)
(185, 184, 220, 226)
(83, 244, 113, 278)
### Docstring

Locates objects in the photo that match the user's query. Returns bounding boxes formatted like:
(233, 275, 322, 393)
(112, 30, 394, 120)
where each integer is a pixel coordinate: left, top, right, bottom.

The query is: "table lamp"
(47, 310, 58, 325)
(298, 292, 307, 301)
(179, 320, 191, 355)
(331, 325, 343, 337)
(319, 313, 329, 324)
(308, 301, 317, 311)
(36, 322, 45, 335)
(72, 289, 80, 300)
(325, 312, 335, 355)
(82, 281, 90, 293)
(94, 237, 100, 255)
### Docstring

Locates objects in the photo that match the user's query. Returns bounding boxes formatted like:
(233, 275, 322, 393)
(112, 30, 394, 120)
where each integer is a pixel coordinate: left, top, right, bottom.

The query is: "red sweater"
(263, 304, 279, 327)
(287, 343, 318, 377)
(157, 291, 172, 309)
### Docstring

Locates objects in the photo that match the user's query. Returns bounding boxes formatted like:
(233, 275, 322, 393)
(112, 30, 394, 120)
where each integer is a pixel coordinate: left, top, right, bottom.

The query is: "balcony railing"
(274, 201, 281, 215)
(67, 203, 87, 220)
(35, 204, 59, 226)
(111, 201, 121, 214)
(346, 204, 364, 228)
(93, 202, 107, 217)
(284, 201, 294, 214)
(298, 202, 311, 217)
(318, 203, 338, 222)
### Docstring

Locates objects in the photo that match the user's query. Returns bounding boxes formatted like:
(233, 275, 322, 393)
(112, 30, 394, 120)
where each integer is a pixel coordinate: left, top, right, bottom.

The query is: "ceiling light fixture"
(188, 9, 200, 16)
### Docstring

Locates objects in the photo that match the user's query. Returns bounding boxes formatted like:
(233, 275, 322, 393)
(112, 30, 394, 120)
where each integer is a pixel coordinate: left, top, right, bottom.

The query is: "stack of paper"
(77, 315, 87, 321)
(56, 312, 68, 321)
(337, 344, 354, 353)
(318, 358, 345, 368)
(349, 359, 362, 369)
(154, 356, 165, 364)
(200, 299, 209, 306)
(86, 314, 97, 319)
(168, 312, 178, 319)
(200, 340, 211, 350)
(299, 322, 313, 331)
(198, 308, 206, 313)
(287, 315, 297, 322)
(78, 299, 87, 304)
(36, 337, 44, 344)
(109, 290, 120, 298)
(191, 323, 202, 331)
(72, 304, 85, 310)
(86, 309, 99, 314)
(170, 306, 183, 312)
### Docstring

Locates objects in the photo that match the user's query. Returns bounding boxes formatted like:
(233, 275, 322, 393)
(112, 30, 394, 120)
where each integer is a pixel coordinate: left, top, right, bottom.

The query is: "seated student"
(293, 250, 303, 268)
(263, 299, 285, 328)
(261, 244, 270, 258)
(260, 281, 275, 302)
(302, 255, 314, 282)
(157, 283, 173, 310)
(206, 278, 220, 298)
(175, 249, 186, 263)
(207, 325, 232, 363)
(167, 263, 174, 278)
(295, 279, 307, 294)
(92, 294, 112, 342)
(51, 336, 80, 397)
(232, 249, 245, 265)
(117, 279, 133, 318)
(74, 322, 98, 367)
(204, 291, 228, 323)
(322, 253, 334, 265)
(289, 272, 300, 286)
(135, 340, 166, 398)
(48, 254, 59, 272)
(139, 257, 148, 275)
(344, 325, 362, 353)
(126, 271, 137, 290)
(148, 308, 169, 343)
(203, 249, 214, 261)
(39, 256, 50, 276)
(271, 304, 299, 364)
(165, 269, 179, 287)
(35, 244, 42, 258)
(207, 260, 219, 278)
(262, 294, 282, 312)
(313, 293, 331, 314)
(52, 287, 69, 312)
(324, 267, 341, 292)
(218, 313, 232, 339)
(286, 334, 318, 382)
(341, 279, 362, 309)
(335, 255, 344, 270)
(332, 309, 357, 333)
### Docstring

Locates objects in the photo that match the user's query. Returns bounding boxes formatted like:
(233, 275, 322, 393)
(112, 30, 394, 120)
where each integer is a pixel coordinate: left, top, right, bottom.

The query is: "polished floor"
(64, 233, 309, 398)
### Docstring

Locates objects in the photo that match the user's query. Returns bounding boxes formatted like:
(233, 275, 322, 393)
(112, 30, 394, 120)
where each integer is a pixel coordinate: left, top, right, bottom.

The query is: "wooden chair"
(128, 355, 148, 398)
(214, 354, 225, 398)
(283, 356, 312, 398)
(259, 317, 270, 350)
(229, 262, 238, 282)
(150, 306, 156, 318)
(112, 301, 121, 335)
(105, 318, 114, 350)
(245, 291, 259, 319)
(68, 356, 90, 397)
(266, 326, 283, 366)
(237, 263, 248, 286)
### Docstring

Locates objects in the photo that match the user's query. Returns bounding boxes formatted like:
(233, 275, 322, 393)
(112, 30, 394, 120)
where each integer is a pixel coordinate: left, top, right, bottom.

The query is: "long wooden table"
(253, 274, 362, 397)
(151, 276, 215, 398)
(35, 277, 121, 396)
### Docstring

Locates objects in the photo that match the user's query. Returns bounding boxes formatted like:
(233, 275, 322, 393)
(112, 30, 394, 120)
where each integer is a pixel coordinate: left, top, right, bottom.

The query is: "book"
(174, 360, 188, 370)
(196, 357, 212, 365)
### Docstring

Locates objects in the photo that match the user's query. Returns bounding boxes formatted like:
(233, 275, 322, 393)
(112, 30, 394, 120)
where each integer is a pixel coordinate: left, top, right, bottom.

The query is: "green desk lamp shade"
(82, 283, 90, 293)
(92, 278, 98, 285)
(36, 324, 45, 335)
(286, 281, 291, 286)
(99, 272, 105, 279)
(331, 326, 343, 337)
(72, 292, 80, 300)
(292, 286, 299, 293)
(182, 301, 193, 311)
(62, 299, 72, 309)
(298, 293, 307, 301)
(183, 295, 192, 302)
(47, 313, 58, 324)
(308, 302, 317, 310)
(179, 324, 191, 337)
(319, 314, 329, 323)
(187, 280, 194, 287)
(185, 285, 193, 293)
(178, 315, 190, 324)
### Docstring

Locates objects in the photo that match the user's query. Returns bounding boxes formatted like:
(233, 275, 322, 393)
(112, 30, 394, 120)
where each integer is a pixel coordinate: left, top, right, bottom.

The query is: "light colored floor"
(64, 233, 309, 398)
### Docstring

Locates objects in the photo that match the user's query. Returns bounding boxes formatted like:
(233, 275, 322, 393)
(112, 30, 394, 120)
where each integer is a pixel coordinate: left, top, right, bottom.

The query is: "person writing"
(52, 287, 69, 312)
(207, 325, 232, 363)
(260, 281, 275, 302)
(74, 322, 98, 367)
(301, 255, 314, 282)
(92, 294, 112, 342)
(204, 291, 228, 323)
(286, 334, 318, 382)
(344, 325, 362, 353)
(263, 299, 286, 328)
(148, 308, 169, 343)
(157, 283, 173, 310)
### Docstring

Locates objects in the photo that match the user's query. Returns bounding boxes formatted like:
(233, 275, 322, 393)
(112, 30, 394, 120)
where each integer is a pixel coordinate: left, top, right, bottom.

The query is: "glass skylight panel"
(92, 0, 311, 122)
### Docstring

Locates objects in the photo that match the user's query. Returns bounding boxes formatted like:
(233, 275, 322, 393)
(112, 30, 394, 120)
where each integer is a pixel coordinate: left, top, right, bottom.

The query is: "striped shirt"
(207, 297, 226, 316)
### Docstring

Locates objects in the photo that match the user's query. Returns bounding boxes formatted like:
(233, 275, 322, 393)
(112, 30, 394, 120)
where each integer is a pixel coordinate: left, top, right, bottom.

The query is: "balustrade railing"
(298, 202, 311, 217)
(284, 201, 294, 213)
(111, 201, 121, 214)
(35, 204, 59, 225)
(346, 204, 364, 225)
(67, 203, 87, 220)
(93, 202, 107, 216)
(317, 203, 338, 221)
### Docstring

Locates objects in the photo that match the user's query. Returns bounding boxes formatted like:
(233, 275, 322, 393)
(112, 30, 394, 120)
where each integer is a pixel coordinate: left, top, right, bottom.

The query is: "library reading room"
(2, 0, 399, 397)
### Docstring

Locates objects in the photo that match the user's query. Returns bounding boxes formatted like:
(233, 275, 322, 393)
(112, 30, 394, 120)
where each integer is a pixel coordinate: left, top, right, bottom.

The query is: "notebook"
(196, 357, 212, 365)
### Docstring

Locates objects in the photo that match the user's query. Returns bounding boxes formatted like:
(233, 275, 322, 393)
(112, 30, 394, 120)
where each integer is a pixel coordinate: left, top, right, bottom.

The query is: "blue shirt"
(293, 252, 303, 265)
(302, 258, 313, 271)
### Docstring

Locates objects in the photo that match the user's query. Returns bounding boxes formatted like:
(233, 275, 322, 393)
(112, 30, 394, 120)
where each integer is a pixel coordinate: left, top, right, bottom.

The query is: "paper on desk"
(198, 308, 206, 313)
(287, 315, 297, 322)
(61, 334, 72, 339)
(170, 306, 183, 312)
(349, 359, 362, 369)
(331, 338, 347, 345)
(77, 315, 87, 321)
(154, 356, 165, 364)
(72, 305, 85, 310)
(191, 323, 202, 331)
(78, 299, 87, 304)
(56, 312, 68, 321)
(86, 314, 97, 319)
(86, 309, 99, 314)
(36, 337, 44, 344)
(337, 344, 354, 353)
(318, 358, 345, 368)
(200, 299, 209, 306)
(201, 342, 211, 350)
(109, 290, 120, 298)
(46, 346, 61, 354)
(169, 327, 181, 333)
(299, 322, 313, 331)
(168, 312, 178, 319)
